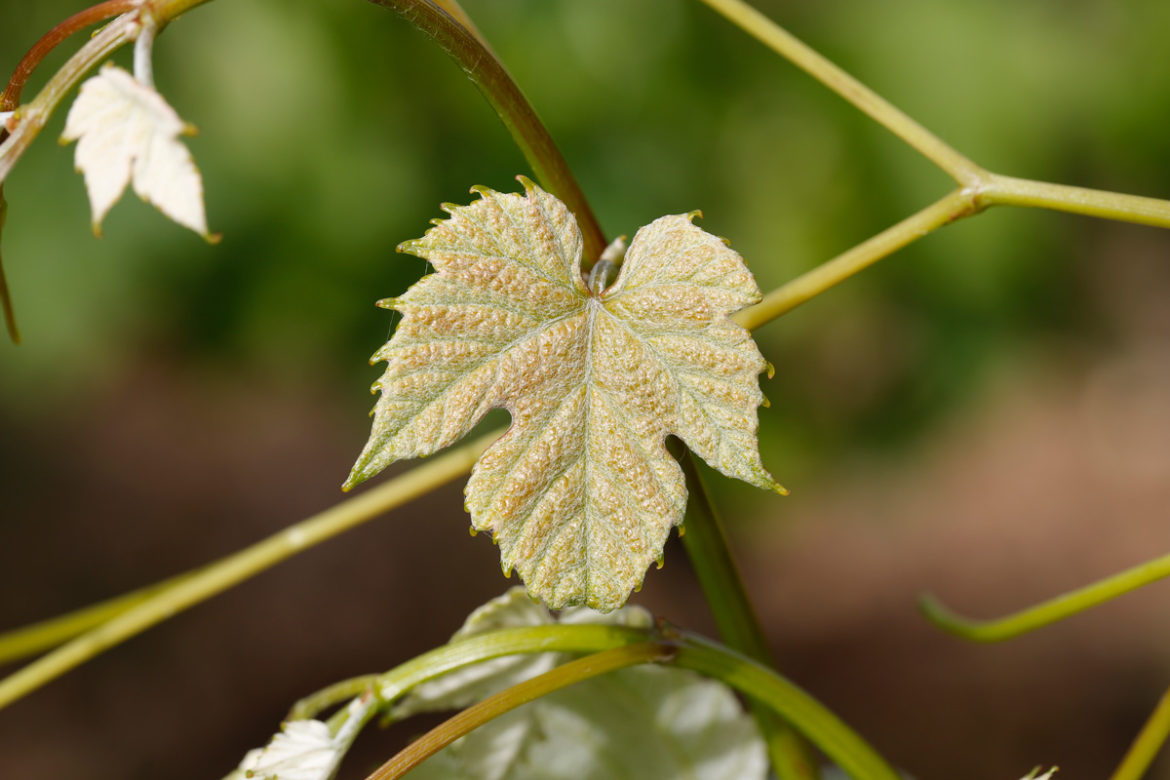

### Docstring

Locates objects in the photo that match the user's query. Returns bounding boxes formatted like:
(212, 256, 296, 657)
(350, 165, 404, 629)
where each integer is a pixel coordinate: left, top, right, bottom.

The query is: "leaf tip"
(203, 230, 222, 246)
(515, 174, 538, 193)
(765, 361, 775, 380)
(685, 209, 703, 222)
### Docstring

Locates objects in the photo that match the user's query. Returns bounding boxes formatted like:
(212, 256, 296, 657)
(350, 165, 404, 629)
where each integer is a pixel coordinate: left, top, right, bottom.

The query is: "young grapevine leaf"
(60, 63, 212, 239)
(403, 588, 766, 780)
(346, 179, 781, 610)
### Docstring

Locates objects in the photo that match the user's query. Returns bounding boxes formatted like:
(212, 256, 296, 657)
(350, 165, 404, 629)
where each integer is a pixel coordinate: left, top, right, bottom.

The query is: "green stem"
(674, 444, 818, 780)
(293, 623, 649, 720)
(291, 675, 381, 720)
(0, 570, 194, 666)
(1110, 683, 1170, 780)
(0, 14, 138, 184)
(735, 188, 978, 330)
(367, 0, 607, 265)
(674, 633, 899, 780)
(0, 190, 16, 343)
(0, 0, 139, 111)
(919, 550, 1170, 643)
(984, 174, 1170, 230)
(695, 0, 982, 184)
(0, 430, 495, 710)
(367, 641, 674, 780)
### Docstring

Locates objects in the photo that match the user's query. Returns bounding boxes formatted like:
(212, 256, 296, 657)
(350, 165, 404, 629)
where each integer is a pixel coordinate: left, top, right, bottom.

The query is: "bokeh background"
(3, 0, 1170, 777)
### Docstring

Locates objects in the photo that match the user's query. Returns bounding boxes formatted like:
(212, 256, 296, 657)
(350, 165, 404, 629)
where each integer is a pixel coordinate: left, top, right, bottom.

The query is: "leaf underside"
(61, 63, 210, 239)
(347, 179, 780, 610)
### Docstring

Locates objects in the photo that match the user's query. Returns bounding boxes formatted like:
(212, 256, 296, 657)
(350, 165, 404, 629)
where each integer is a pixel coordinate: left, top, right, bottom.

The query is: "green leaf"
(347, 179, 780, 610)
(402, 587, 766, 780)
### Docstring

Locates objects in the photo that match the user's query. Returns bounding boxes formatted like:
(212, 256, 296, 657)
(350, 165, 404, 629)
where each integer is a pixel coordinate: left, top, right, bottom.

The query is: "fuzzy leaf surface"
(61, 63, 210, 238)
(346, 180, 779, 610)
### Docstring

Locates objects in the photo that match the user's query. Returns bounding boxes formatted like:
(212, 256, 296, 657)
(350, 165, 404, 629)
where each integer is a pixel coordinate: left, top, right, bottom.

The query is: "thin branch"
(1110, 683, 1170, 780)
(0, 430, 495, 710)
(675, 633, 900, 780)
(984, 174, 1170, 230)
(674, 444, 818, 780)
(0, 14, 140, 185)
(0, 0, 138, 112)
(0, 570, 194, 666)
(368, 0, 607, 265)
(919, 550, 1170, 643)
(735, 188, 979, 330)
(696, 0, 983, 185)
(0, 190, 16, 343)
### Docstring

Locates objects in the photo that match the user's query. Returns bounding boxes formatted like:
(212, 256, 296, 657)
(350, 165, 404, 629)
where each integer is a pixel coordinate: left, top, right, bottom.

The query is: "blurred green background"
(3, 0, 1170, 778)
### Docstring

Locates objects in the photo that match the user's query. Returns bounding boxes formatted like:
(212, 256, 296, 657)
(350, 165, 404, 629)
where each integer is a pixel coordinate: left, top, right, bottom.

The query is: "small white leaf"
(61, 63, 211, 238)
(224, 694, 374, 780)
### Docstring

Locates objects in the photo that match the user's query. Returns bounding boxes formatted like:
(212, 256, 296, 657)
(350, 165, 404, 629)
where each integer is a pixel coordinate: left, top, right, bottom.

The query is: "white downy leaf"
(400, 588, 763, 780)
(61, 63, 210, 238)
(224, 694, 374, 780)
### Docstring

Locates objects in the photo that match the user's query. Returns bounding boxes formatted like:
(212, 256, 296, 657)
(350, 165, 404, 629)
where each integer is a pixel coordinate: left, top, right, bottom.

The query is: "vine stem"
(0, 192, 14, 343)
(366, 0, 606, 265)
(297, 624, 651, 720)
(0, 569, 194, 666)
(674, 444, 819, 780)
(0, 0, 139, 112)
(983, 174, 1170, 230)
(919, 550, 1170, 643)
(695, 0, 982, 185)
(366, 641, 675, 780)
(0, 430, 495, 710)
(735, 188, 978, 329)
(675, 633, 899, 780)
(0, 14, 136, 184)
(1110, 683, 1170, 780)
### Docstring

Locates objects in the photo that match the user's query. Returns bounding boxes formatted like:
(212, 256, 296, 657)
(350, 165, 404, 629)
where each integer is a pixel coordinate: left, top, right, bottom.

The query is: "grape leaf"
(403, 588, 766, 780)
(60, 63, 212, 239)
(346, 178, 781, 610)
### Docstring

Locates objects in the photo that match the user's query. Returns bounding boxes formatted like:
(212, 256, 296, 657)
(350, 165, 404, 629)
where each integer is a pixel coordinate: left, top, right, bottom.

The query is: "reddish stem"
(0, 0, 138, 111)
